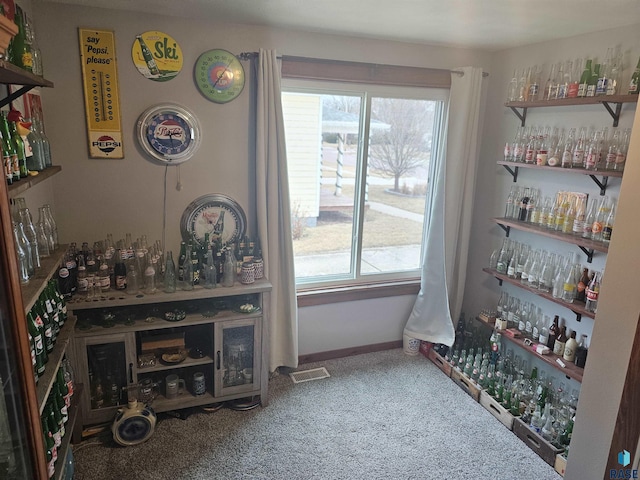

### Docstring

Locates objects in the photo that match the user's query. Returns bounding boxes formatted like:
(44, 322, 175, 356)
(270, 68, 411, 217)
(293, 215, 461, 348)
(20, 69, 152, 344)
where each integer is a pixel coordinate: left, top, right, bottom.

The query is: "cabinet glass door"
(215, 318, 261, 397)
(77, 333, 135, 424)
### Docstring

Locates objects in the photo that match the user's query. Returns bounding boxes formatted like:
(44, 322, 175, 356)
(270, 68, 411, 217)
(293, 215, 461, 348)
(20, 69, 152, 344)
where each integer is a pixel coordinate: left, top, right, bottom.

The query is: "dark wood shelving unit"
(505, 94, 638, 127)
(482, 267, 594, 322)
(492, 217, 608, 263)
(475, 315, 584, 383)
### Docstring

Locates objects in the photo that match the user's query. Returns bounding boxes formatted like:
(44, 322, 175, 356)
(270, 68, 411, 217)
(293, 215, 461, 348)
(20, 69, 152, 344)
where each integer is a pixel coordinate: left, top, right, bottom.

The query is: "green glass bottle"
(8, 117, 28, 180)
(0, 112, 19, 184)
(32, 308, 48, 365)
(46, 403, 61, 449)
(629, 56, 640, 94)
(37, 299, 54, 353)
(586, 64, 599, 97)
(11, 6, 33, 72)
(41, 420, 55, 479)
(577, 59, 592, 97)
(27, 310, 45, 377)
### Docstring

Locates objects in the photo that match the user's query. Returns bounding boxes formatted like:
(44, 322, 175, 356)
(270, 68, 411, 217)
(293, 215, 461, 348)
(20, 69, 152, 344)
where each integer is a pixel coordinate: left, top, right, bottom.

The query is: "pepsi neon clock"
(137, 104, 201, 164)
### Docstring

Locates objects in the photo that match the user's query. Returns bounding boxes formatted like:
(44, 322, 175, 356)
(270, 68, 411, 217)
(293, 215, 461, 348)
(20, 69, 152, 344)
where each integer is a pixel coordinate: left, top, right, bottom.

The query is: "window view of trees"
(282, 89, 443, 283)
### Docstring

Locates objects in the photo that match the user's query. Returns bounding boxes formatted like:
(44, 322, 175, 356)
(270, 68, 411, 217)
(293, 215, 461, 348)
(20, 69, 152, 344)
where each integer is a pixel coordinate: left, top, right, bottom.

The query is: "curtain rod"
(238, 51, 489, 77)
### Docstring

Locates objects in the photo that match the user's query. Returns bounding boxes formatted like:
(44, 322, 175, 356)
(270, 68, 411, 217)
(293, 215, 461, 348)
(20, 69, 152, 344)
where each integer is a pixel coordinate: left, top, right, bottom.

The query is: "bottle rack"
(505, 94, 638, 127)
(483, 268, 593, 323)
(474, 315, 584, 383)
(492, 217, 608, 263)
(496, 161, 622, 195)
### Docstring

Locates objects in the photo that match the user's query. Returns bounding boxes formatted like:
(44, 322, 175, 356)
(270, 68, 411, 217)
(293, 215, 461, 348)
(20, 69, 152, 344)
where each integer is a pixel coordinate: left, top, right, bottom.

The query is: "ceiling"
(40, 0, 640, 51)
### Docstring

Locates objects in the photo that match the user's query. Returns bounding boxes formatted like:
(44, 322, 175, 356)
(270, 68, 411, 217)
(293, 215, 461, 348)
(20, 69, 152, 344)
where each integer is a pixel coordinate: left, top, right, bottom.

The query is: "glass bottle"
(26, 117, 45, 172)
(602, 203, 615, 243)
(614, 128, 629, 171)
(578, 59, 592, 97)
(582, 197, 599, 239)
(587, 63, 599, 97)
(561, 253, 578, 303)
(113, 249, 127, 291)
(125, 254, 140, 295)
(544, 63, 558, 100)
(629, 55, 640, 94)
(33, 115, 52, 168)
(538, 315, 551, 346)
(222, 249, 235, 287)
(591, 196, 612, 242)
(584, 130, 601, 170)
(143, 252, 157, 295)
(507, 68, 519, 101)
(563, 331, 578, 363)
(596, 48, 612, 96)
(7, 112, 29, 180)
(575, 334, 589, 368)
(572, 127, 587, 168)
(572, 197, 586, 236)
(576, 267, 590, 303)
(37, 206, 54, 253)
(562, 197, 576, 234)
(525, 128, 537, 164)
(605, 129, 620, 170)
(164, 250, 177, 293)
(11, 6, 32, 71)
(538, 252, 555, 293)
(506, 243, 519, 279)
(182, 245, 194, 291)
(203, 248, 217, 289)
(553, 325, 568, 357)
(547, 315, 560, 349)
(496, 238, 510, 274)
(19, 208, 40, 269)
(568, 58, 581, 98)
(561, 128, 575, 168)
(541, 403, 555, 441)
(585, 271, 600, 313)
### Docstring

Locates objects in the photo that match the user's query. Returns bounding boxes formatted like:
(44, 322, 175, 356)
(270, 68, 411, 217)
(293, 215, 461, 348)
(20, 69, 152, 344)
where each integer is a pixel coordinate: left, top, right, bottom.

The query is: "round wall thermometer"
(137, 104, 201, 164)
(194, 49, 245, 104)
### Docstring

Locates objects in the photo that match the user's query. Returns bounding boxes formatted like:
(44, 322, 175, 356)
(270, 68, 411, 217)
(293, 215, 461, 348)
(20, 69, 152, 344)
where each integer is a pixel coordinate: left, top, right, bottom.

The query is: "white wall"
(32, 3, 493, 356)
(471, 24, 640, 479)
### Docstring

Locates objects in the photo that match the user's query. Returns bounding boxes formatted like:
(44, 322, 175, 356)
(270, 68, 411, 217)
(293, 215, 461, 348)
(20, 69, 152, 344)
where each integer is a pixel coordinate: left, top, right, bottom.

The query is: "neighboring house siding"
(282, 93, 321, 220)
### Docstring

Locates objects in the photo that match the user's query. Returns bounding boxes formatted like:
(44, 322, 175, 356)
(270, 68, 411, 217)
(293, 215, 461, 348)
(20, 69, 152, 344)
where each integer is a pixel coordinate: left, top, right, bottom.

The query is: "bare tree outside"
(369, 98, 434, 192)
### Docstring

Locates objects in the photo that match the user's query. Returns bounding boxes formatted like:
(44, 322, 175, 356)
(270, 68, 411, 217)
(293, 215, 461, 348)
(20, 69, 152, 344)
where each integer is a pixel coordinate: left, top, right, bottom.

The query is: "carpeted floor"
(72, 349, 561, 479)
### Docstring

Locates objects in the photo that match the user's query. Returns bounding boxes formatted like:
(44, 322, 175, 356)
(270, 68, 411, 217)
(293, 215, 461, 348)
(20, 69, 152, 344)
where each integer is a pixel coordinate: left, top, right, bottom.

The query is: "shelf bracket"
(588, 174, 609, 196)
(575, 313, 582, 322)
(498, 223, 511, 237)
(0, 84, 37, 109)
(501, 164, 519, 182)
(601, 101, 623, 127)
(578, 246, 594, 263)
(509, 106, 527, 126)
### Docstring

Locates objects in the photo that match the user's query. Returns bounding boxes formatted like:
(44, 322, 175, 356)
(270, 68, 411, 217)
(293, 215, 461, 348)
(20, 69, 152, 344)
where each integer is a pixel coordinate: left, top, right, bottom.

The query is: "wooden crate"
(479, 390, 516, 430)
(555, 453, 567, 476)
(428, 349, 452, 377)
(450, 368, 481, 402)
(512, 418, 564, 466)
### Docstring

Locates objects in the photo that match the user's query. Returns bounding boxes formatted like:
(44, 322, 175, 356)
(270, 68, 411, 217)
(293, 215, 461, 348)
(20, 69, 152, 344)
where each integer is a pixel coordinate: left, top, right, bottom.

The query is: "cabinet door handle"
(129, 362, 133, 383)
(216, 351, 221, 370)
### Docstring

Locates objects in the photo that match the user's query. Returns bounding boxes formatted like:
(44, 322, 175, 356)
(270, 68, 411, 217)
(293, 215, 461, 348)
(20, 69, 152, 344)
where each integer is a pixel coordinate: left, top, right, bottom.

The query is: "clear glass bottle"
(182, 245, 194, 291)
(18, 208, 40, 270)
(35, 222, 50, 259)
(561, 254, 578, 304)
(222, 248, 236, 287)
(13, 223, 30, 284)
(42, 204, 58, 250)
(37, 206, 54, 253)
(15, 221, 34, 279)
(585, 271, 601, 313)
(602, 203, 615, 243)
(591, 196, 612, 241)
(605, 129, 620, 170)
(203, 248, 217, 289)
(507, 68, 519, 102)
(164, 250, 177, 293)
(544, 63, 558, 100)
(143, 252, 157, 295)
(614, 128, 630, 171)
(572, 127, 587, 168)
(561, 128, 575, 168)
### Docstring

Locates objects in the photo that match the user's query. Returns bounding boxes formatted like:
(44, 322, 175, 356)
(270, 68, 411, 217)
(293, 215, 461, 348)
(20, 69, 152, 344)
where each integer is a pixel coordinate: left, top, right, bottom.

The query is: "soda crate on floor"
(512, 417, 564, 466)
(427, 348, 452, 377)
(479, 390, 517, 430)
(450, 368, 481, 402)
(555, 453, 567, 476)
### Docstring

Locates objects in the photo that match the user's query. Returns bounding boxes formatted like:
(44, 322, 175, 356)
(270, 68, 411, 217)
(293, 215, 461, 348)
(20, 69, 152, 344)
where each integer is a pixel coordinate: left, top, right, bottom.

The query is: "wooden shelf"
(0, 60, 54, 88)
(137, 355, 214, 374)
(475, 316, 584, 383)
(66, 278, 272, 311)
(151, 390, 217, 413)
(21, 244, 68, 314)
(8, 166, 62, 198)
(505, 94, 638, 127)
(482, 268, 594, 322)
(492, 217, 608, 262)
(36, 316, 77, 414)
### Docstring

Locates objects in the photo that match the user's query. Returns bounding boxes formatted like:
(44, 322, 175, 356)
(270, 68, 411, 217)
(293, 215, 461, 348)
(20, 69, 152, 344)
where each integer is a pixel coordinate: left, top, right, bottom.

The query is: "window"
(283, 81, 447, 286)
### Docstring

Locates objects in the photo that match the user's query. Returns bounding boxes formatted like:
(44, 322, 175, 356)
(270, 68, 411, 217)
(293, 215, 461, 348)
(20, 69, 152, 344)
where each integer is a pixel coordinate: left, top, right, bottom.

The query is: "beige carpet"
(72, 349, 561, 479)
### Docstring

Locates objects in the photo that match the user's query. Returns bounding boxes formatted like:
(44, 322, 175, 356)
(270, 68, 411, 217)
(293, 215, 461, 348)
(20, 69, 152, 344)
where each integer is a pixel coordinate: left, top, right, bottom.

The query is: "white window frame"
(283, 79, 449, 288)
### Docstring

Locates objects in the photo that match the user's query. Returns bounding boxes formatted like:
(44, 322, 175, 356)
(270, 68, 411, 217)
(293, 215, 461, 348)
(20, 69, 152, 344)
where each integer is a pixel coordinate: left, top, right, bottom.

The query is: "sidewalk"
(294, 244, 422, 277)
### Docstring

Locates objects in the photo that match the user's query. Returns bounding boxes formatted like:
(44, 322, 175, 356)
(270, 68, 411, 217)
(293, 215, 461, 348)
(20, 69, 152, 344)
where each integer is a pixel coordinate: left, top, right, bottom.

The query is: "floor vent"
(289, 367, 330, 384)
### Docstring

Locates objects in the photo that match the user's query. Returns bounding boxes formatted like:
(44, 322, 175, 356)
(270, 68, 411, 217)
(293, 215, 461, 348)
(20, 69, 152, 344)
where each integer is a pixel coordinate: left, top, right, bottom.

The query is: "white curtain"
(403, 66, 484, 346)
(255, 49, 299, 370)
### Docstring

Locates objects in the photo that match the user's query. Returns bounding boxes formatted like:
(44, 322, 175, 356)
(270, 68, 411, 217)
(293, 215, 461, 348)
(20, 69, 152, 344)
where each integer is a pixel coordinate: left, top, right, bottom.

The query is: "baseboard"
(298, 340, 402, 365)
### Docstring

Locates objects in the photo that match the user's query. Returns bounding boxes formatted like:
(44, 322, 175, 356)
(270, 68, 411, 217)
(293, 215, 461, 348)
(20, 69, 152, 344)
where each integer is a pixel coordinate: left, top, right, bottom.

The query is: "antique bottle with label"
(547, 315, 559, 349)
(553, 325, 568, 357)
(563, 330, 578, 363)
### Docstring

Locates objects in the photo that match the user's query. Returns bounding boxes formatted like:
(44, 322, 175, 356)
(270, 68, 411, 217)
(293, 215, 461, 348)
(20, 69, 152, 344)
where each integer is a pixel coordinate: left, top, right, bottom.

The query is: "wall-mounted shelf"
(505, 94, 638, 127)
(8, 166, 62, 198)
(482, 267, 593, 323)
(475, 316, 583, 383)
(496, 161, 622, 195)
(0, 60, 54, 108)
(493, 217, 608, 263)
